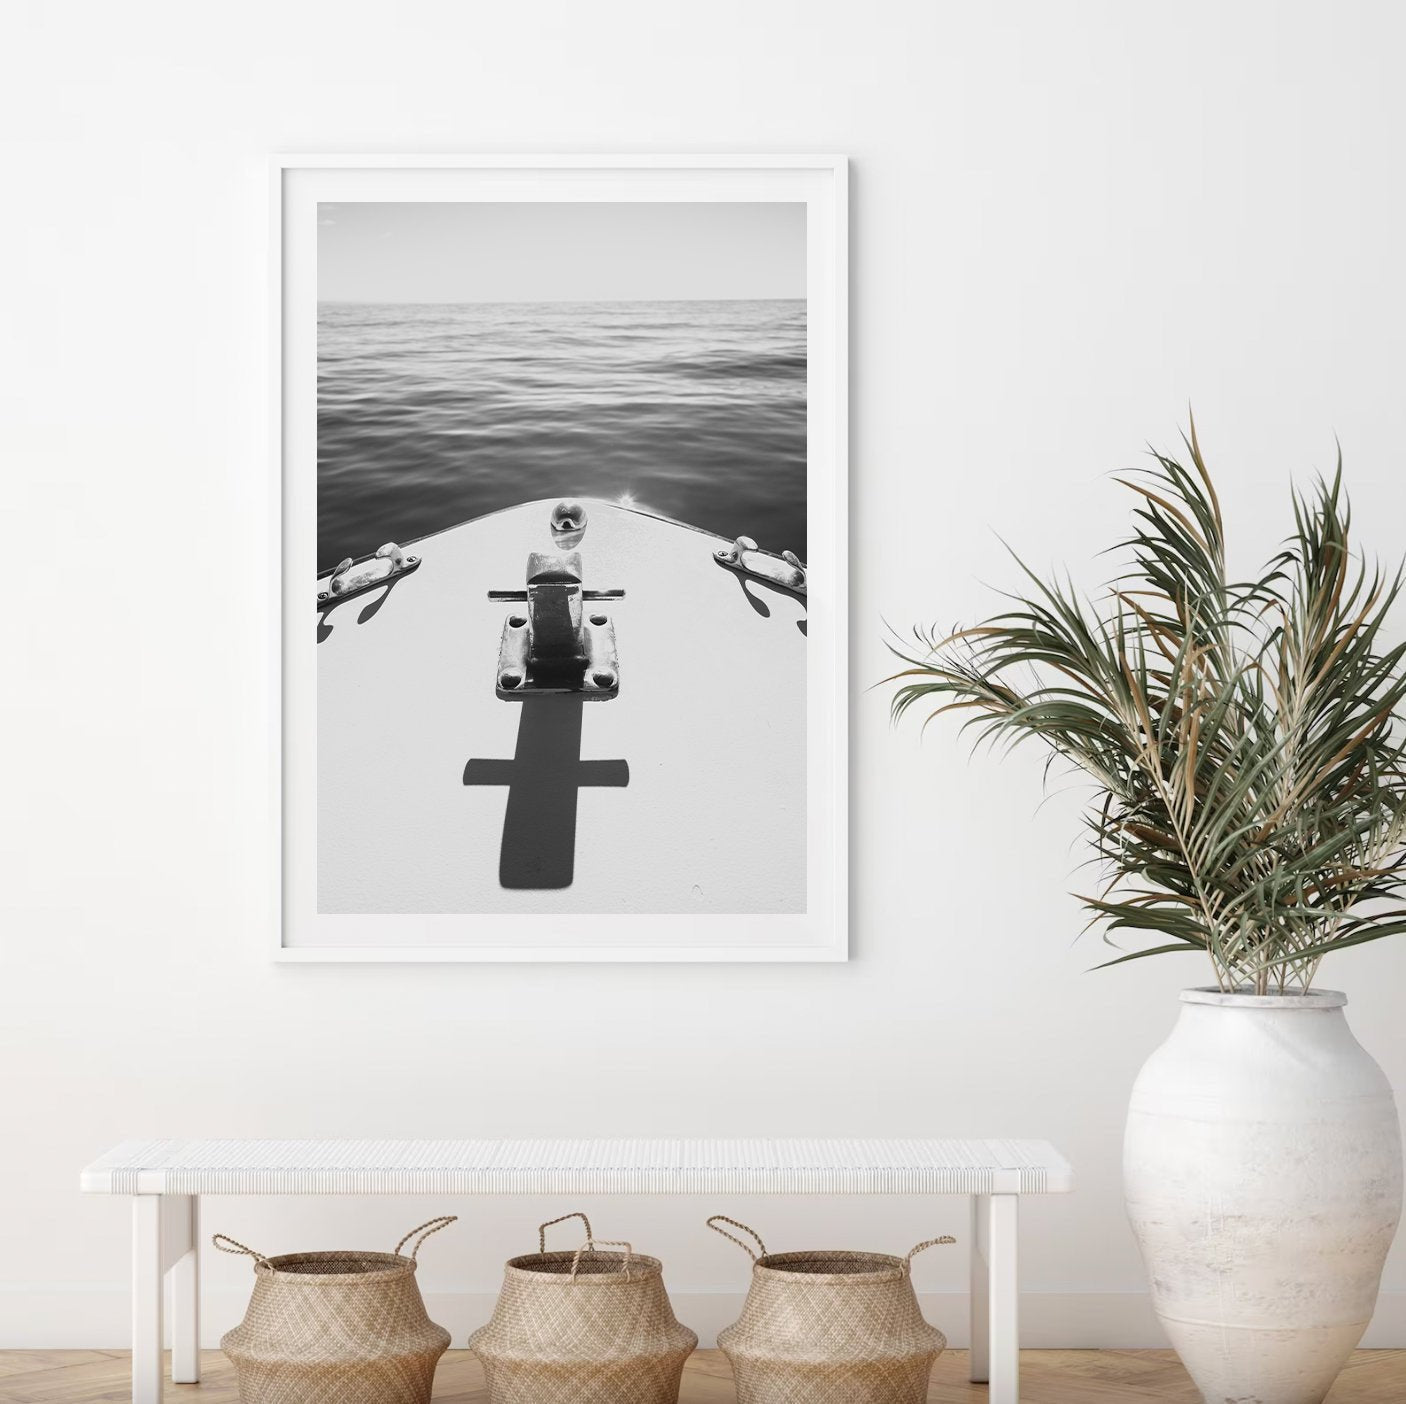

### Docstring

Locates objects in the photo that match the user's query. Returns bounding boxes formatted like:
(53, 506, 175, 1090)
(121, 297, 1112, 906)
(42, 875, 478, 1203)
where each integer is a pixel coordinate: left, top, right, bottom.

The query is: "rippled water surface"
(318, 299, 806, 573)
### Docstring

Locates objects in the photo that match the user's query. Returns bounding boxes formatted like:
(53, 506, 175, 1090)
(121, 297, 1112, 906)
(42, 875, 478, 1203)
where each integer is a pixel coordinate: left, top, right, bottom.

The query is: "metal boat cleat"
(489, 502, 624, 700)
(550, 499, 588, 551)
(317, 542, 420, 609)
(714, 535, 807, 598)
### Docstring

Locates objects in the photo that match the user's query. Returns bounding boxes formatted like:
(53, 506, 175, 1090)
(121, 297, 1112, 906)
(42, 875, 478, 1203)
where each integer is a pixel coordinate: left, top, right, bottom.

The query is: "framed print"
(274, 156, 848, 961)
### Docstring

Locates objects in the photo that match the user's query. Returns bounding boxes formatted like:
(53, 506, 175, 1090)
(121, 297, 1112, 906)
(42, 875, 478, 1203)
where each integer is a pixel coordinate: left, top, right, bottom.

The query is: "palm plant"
(889, 422, 1406, 994)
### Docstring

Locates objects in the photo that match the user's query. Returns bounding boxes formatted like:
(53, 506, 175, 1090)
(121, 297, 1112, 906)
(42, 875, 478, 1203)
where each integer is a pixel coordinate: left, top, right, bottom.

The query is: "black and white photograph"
(280, 164, 849, 958)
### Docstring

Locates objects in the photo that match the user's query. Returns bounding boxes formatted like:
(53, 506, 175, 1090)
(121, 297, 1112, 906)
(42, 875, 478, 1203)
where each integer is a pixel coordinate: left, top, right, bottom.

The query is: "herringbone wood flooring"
(0, 1350, 1403, 1402)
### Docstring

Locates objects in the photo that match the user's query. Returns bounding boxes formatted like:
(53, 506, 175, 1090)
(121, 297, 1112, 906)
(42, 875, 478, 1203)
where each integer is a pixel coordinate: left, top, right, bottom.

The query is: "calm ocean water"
(317, 299, 807, 573)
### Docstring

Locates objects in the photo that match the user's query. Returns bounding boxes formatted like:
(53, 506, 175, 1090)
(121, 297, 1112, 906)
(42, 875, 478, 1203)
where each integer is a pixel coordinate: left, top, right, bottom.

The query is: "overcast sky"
(317, 201, 806, 304)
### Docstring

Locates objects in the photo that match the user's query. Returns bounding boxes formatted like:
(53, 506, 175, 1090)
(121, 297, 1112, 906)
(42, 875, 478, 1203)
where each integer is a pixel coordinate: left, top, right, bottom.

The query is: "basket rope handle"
(394, 1216, 457, 1261)
(570, 1238, 634, 1282)
(904, 1235, 957, 1272)
(539, 1212, 594, 1254)
(707, 1215, 769, 1263)
(212, 1234, 273, 1270)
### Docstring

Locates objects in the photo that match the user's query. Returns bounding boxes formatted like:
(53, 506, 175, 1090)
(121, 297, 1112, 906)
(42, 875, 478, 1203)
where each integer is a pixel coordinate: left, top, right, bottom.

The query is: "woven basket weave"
(216, 1217, 455, 1404)
(469, 1212, 698, 1404)
(709, 1216, 953, 1404)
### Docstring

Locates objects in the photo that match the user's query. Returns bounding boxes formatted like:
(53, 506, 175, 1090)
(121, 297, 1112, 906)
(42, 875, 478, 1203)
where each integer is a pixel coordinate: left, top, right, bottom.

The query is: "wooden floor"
(2, 1350, 1404, 1402)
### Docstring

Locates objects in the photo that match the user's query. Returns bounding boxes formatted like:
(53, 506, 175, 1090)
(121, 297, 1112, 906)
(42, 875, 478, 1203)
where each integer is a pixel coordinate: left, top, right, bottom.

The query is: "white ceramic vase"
(1125, 988, 1402, 1404)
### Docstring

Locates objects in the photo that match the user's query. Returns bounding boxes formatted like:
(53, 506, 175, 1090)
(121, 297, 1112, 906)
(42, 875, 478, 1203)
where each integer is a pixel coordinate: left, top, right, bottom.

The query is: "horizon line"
(318, 295, 807, 307)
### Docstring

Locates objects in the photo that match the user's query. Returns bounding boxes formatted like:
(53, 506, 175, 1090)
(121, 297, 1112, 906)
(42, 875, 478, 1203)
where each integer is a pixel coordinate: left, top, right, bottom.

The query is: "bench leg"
(170, 1197, 200, 1383)
(970, 1193, 1020, 1403)
(970, 1195, 989, 1381)
(132, 1197, 164, 1404)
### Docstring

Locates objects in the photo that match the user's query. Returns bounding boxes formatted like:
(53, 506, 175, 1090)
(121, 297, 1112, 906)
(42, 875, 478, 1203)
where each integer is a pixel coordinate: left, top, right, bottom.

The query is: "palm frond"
(887, 422, 1406, 992)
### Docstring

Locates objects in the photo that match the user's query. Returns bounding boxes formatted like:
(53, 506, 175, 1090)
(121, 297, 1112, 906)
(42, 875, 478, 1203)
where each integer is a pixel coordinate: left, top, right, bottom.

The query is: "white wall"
(4, 0, 1406, 1350)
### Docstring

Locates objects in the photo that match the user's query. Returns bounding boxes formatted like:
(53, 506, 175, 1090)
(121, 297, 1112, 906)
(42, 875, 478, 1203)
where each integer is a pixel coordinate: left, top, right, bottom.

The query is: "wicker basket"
(469, 1212, 698, 1404)
(709, 1215, 953, 1404)
(215, 1216, 455, 1404)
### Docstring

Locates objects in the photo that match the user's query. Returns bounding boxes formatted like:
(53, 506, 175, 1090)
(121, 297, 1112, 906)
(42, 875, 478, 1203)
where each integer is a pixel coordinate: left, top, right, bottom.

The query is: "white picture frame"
(273, 155, 848, 961)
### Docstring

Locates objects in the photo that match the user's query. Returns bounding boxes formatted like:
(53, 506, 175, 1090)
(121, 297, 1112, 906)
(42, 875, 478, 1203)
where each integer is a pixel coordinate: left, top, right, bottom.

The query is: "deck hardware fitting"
(490, 502, 624, 700)
(550, 498, 588, 550)
(714, 535, 807, 598)
(317, 542, 420, 608)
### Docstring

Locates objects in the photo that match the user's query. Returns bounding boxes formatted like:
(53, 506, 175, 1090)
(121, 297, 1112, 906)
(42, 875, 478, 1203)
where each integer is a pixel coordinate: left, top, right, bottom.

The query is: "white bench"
(81, 1137, 1073, 1404)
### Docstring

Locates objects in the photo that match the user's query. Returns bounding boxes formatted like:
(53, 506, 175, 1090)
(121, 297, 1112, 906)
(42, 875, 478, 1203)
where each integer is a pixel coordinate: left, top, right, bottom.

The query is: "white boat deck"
(314, 499, 808, 919)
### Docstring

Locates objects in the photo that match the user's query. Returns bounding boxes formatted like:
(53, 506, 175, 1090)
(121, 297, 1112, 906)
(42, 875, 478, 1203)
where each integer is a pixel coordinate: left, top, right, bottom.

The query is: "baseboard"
(4, 1289, 1405, 1350)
